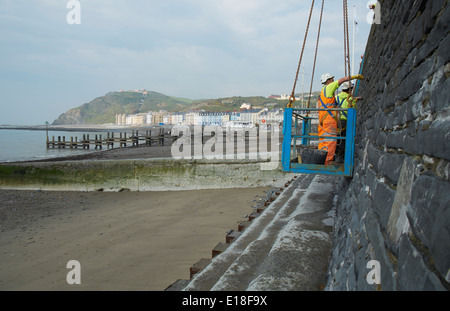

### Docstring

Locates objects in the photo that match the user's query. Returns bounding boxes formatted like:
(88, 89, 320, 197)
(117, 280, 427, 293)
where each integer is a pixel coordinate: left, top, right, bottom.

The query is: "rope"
(288, 0, 353, 109)
(307, 0, 325, 109)
(343, 0, 352, 96)
(343, 0, 348, 77)
(336, 0, 352, 136)
(288, 0, 315, 108)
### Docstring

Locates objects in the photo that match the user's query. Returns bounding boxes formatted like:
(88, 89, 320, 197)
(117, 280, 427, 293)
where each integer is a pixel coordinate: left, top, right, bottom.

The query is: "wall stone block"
(327, 0, 449, 291)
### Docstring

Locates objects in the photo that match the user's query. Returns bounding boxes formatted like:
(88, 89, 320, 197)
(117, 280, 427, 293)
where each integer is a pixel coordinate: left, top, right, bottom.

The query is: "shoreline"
(0, 186, 274, 290)
(0, 126, 292, 290)
(1, 123, 283, 165)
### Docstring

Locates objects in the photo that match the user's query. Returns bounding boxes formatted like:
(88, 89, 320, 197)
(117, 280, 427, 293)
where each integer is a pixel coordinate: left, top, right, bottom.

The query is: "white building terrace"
(116, 108, 284, 127)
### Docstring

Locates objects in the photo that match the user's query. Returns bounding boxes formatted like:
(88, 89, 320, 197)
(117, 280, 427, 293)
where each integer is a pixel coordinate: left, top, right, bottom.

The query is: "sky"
(0, 0, 376, 125)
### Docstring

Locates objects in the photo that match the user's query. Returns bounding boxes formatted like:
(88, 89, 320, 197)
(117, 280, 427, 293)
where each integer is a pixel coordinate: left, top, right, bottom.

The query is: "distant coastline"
(0, 124, 169, 132)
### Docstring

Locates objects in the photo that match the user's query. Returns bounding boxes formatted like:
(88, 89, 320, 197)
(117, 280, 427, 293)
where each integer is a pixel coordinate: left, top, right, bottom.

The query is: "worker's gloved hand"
(351, 74, 364, 80)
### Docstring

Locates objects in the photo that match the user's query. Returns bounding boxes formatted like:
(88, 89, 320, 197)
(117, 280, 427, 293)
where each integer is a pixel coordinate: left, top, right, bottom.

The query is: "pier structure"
(46, 129, 173, 150)
(44, 125, 281, 152)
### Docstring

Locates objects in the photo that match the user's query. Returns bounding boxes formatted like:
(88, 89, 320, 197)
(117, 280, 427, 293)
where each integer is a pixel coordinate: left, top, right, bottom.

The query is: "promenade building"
(257, 108, 284, 125)
(115, 107, 275, 126)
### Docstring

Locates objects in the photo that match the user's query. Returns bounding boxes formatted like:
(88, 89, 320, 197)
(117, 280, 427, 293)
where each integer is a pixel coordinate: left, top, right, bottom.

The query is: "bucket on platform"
(297, 146, 327, 165)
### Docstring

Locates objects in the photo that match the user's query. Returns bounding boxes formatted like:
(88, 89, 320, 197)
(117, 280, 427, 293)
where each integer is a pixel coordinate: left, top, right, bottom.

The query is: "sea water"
(0, 129, 116, 163)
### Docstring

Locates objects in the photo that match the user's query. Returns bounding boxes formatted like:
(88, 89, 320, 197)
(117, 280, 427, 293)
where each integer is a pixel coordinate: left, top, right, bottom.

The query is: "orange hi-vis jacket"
(318, 84, 339, 165)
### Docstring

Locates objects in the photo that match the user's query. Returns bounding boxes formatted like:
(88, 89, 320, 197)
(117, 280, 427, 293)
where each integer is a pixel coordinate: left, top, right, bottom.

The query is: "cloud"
(0, 0, 372, 124)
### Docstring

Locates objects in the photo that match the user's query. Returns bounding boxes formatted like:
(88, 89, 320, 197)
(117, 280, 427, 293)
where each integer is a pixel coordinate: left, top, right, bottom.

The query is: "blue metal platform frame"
(281, 107, 356, 177)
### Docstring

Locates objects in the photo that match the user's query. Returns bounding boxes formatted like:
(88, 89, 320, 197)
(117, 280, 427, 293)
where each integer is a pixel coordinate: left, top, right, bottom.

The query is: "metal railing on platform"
(281, 107, 356, 177)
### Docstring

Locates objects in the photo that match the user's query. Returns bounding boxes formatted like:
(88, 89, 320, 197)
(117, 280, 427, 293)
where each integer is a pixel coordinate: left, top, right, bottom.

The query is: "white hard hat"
(341, 82, 351, 90)
(321, 73, 334, 84)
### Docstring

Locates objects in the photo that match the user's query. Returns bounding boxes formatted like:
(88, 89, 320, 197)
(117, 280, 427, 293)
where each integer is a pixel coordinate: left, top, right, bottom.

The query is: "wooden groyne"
(45, 126, 283, 151)
(46, 129, 175, 150)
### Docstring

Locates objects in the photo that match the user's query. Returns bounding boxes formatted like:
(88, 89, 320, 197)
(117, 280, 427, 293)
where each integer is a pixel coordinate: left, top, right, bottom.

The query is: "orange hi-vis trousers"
(318, 112, 338, 165)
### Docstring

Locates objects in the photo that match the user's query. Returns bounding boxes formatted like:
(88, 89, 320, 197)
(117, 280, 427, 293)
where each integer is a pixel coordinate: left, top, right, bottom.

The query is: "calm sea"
(0, 129, 118, 163)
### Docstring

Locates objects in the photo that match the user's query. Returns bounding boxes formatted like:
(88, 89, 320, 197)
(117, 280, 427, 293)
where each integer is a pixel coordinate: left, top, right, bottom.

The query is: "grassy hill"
(188, 96, 287, 112)
(52, 90, 320, 125)
(53, 91, 194, 125)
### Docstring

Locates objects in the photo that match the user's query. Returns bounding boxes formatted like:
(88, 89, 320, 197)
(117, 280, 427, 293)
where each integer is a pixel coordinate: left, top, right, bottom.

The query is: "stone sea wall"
(326, 0, 449, 290)
(0, 159, 293, 192)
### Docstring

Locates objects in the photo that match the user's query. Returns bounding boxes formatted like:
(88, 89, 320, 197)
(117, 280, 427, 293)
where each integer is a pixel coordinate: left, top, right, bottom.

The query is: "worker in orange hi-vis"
(318, 73, 364, 165)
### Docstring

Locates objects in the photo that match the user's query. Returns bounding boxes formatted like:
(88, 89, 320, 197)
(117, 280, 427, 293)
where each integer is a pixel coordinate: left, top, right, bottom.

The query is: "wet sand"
(0, 133, 284, 290)
(0, 187, 273, 290)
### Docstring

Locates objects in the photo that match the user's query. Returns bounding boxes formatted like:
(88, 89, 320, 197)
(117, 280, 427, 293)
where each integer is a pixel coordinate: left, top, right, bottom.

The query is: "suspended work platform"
(281, 107, 356, 177)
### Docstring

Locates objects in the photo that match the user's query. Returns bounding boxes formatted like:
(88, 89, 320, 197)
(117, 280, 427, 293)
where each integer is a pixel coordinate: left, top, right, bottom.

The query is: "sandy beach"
(0, 132, 287, 290)
(0, 187, 273, 290)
